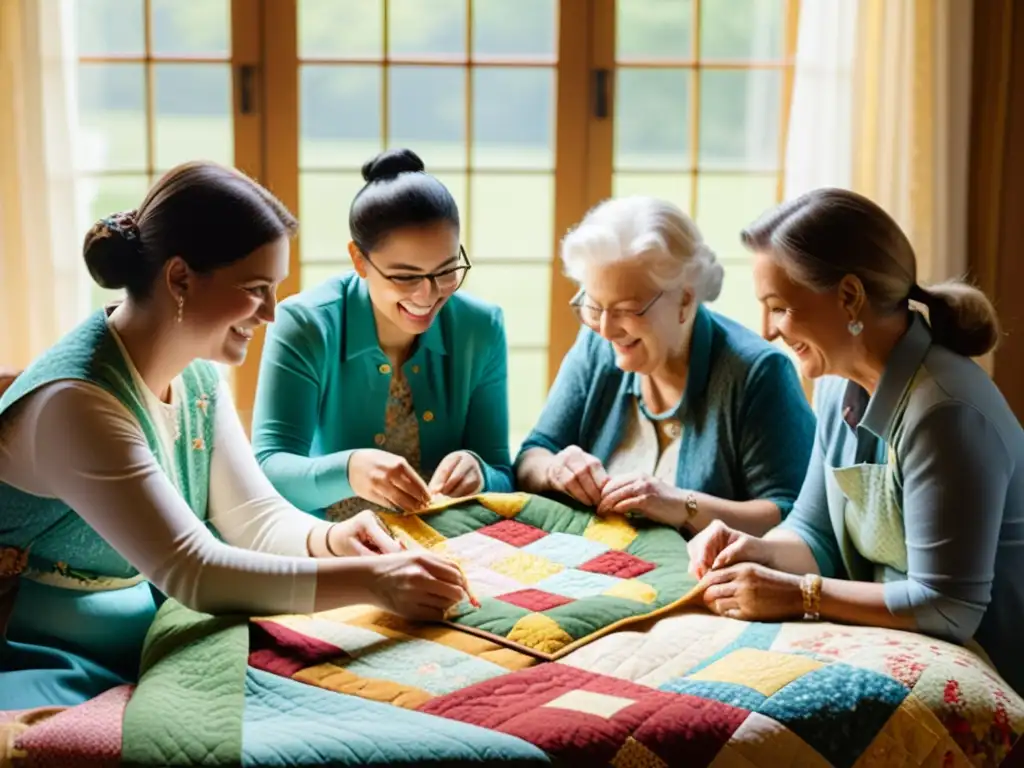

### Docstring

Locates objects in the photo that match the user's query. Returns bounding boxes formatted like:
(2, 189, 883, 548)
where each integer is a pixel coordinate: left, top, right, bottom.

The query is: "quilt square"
(688, 648, 825, 697)
(579, 550, 656, 578)
(479, 519, 548, 547)
(439, 531, 522, 567)
(534, 569, 622, 599)
(520, 532, 610, 567)
(338, 638, 510, 697)
(602, 579, 657, 604)
(757, 662, 909, 768)
(499, 589, 575, 612)
(460, 563, 527, 598)
(490, 551, 565, 585)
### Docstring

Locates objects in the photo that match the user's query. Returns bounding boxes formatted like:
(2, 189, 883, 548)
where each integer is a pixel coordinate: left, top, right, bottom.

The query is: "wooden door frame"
(230, 0, 300, 430)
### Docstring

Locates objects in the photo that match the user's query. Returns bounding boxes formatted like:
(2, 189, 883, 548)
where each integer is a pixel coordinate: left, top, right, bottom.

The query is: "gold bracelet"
(800, 573, 822, 620)
(683, 492, 699, 522)
(324, 523, 343, 557)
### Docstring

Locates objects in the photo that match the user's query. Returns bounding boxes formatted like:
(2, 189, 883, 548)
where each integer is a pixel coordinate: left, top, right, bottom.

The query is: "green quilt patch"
(382, 492, 702, 660)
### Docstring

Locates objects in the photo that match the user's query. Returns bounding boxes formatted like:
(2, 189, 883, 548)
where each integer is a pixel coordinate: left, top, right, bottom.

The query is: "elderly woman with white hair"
(515, 196, 815, 536)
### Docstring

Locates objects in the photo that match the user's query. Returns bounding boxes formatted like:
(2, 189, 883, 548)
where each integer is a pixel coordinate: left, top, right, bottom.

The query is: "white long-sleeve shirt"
(0, 356, 323, 615)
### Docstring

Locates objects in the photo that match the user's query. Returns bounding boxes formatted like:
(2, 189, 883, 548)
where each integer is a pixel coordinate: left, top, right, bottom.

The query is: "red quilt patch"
(249, 620, 345, 677)
(498, 589, 575, 612)
(477, 519, 548, 547)
(578, 550, 656, 579)
(419, 662, 750, 766)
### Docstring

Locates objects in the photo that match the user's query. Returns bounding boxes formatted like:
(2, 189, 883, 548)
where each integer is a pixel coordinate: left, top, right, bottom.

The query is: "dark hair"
(83, 160, 298, 299)
(349, 148, 459, 253)
(741, 187, 1000, 358)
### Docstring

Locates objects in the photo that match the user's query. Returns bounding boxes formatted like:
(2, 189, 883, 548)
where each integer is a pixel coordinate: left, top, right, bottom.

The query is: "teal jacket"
(517, 305, 816, 517)
(252, 273, 514, 514)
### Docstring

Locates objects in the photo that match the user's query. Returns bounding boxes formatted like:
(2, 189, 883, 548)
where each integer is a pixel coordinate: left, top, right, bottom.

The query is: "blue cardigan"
(517, 305, 815, 517)
(252, 273, 514, 514)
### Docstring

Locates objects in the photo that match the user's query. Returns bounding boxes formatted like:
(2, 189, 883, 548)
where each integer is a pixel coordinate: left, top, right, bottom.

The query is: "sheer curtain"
(0, 0, 85, 369)
(784, 0, 974, 287)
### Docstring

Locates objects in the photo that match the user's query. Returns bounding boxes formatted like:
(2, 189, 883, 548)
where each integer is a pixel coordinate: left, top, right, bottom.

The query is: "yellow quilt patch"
(489, 551, 564, 585)
(507, 613, 575, 656)
(689, 648, 825, 696)
(583, 514, 638, 550)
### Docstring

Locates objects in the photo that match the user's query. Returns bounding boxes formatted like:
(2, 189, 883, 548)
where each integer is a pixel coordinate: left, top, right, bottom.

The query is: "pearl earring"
(848, 319, 863, 336)
(176, 294, 184, 324)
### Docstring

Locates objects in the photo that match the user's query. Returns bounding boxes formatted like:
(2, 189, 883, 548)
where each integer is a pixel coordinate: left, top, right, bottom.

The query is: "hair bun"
(361, 148, 425, 183)
(82, 210, 144, 290)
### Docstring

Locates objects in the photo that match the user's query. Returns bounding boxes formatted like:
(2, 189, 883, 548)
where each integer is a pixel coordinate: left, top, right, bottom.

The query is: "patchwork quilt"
(381, 492, 701, 659)
(1, 601, 548, 767)
(5, 493, 1024, 767)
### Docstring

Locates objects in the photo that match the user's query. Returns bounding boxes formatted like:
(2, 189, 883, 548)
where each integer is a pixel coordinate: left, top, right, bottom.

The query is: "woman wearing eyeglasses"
(515, 196, 815, 536)
(251, 148, 512, 519)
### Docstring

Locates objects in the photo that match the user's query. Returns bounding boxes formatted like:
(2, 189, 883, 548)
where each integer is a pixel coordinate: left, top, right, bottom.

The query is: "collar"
(847, 311, 932, 439)
(342, 277, 447, 362)
(629, 303, 714, 416)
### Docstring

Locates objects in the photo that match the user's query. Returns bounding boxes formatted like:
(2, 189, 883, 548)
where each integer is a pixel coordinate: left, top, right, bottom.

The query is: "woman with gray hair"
(689, 187, 1024, 695)
(515, 196, 815, 536)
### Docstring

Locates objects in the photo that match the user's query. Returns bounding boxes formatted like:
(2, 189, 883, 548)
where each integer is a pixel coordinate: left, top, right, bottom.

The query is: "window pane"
(695, 174, 777, 259)
(472, 68, 554, 170)
(77, 64, 147, 172)
(299, 173, 365, 264)
(302, 263, 353, 292)
(613, 173, 693, 217)
(301, 65, 382, 169)
(469, 174, 552, 260)
(299, 0, 383, 59)
(77, 174, 150, 309)
(151, 0, 230, 57)
(700, 0, 785, 60)
(615, 69, 690, 170)
(431, 172, 469, 247)
(77, 0, 144, 56)
(389, 0, 465, 57)
(699, 69, 781, 171)
(713, 262, 761, 334)
(461, 264, 549, 348)
(154, 64, 233, 171)
(473, 0, 556, 57)
(616, 0, 693, 60)
(388, 66, 465, 169)
(508, 348, 547, 455)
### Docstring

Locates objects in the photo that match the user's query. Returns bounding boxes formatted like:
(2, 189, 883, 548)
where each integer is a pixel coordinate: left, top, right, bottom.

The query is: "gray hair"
(560, 196, 724, 303)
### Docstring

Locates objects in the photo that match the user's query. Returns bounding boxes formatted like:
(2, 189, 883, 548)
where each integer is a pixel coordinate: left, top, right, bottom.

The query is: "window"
(294, 0, 558, 451)
(612, 0, 796, 334)
(74, 0, 238, 310)
(70, 0, 798, 443)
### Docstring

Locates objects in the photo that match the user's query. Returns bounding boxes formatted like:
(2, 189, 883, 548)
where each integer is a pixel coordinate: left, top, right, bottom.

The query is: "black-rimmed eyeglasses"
(363, 245, 472, 295)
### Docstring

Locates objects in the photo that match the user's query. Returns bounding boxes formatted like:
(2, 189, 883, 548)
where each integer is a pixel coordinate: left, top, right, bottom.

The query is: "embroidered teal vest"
(0, 310, 219, 585)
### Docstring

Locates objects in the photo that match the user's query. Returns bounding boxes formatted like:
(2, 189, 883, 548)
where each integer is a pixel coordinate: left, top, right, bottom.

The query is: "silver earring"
(176, 294, 184, 324)
(848, 319, 863, 336)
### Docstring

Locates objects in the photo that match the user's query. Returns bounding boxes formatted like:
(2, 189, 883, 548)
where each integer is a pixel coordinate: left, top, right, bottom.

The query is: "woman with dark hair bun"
(252, 148, 513, 520)
(0, 160, 469, 710)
